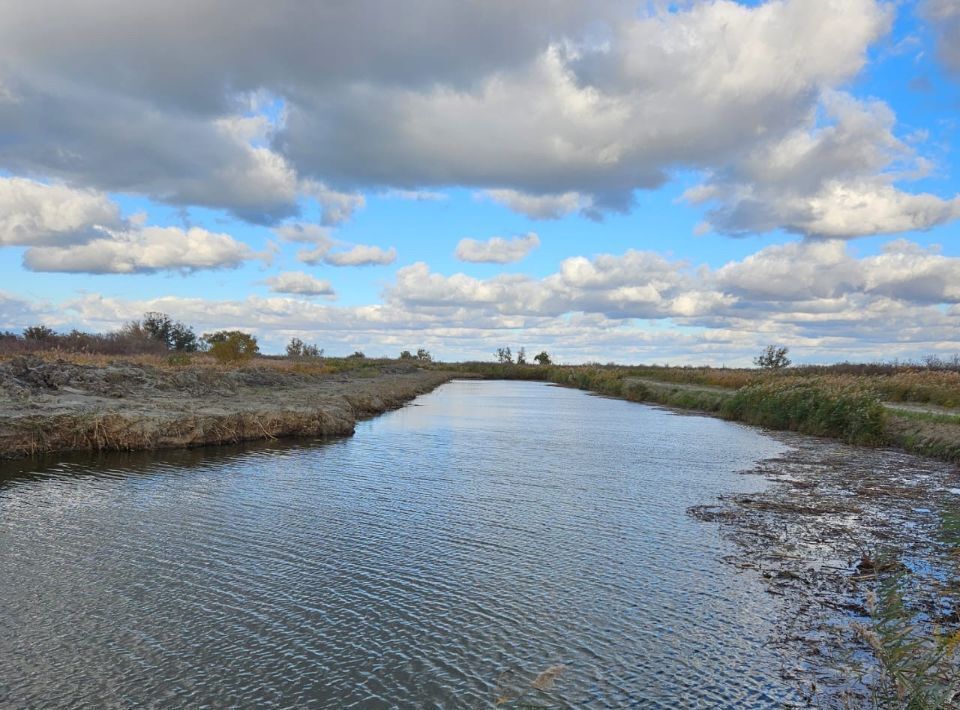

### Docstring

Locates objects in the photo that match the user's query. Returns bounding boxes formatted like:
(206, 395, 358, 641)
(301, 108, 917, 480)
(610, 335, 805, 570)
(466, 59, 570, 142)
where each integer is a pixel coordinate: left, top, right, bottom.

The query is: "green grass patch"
(720, 380, 887, 445)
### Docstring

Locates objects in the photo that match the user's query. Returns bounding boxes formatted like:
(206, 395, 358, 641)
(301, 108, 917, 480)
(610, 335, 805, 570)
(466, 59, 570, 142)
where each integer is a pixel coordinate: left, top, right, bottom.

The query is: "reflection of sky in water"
(1, 380, 804, 707)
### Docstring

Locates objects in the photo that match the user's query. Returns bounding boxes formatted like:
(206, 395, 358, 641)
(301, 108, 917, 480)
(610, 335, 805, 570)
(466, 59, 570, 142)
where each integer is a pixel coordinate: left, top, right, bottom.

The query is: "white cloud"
(264, 271, 335, 297)
(0, 176, 260, 275)
(0, 289, 48, 328)
(275, 221, 396, 267)
(323, 245, 397, 267)
(0, 177, 122, 246)
(302, 181, 366, 226)
(2, 0, 931, 233)
(382, 189, 447, 202)
(686, 92, 960, 238)
(23, 226, 254, 274)
(35, 247, 960, 364)
(482, 190, 589, 219)
(714, 238, 960, 305)
(455, 232, 540, 263)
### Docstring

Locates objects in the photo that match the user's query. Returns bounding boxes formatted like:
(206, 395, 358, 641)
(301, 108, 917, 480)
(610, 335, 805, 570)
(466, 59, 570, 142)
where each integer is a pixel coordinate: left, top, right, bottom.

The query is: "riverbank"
(449, 362, 960, 464)
(0, 355, 454, 459)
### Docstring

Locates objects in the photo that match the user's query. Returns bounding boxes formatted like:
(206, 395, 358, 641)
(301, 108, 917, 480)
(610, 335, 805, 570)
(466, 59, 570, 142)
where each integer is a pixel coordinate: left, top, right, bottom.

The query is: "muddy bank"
(0, 357, 454, 459)
(690, 432, 960, 706)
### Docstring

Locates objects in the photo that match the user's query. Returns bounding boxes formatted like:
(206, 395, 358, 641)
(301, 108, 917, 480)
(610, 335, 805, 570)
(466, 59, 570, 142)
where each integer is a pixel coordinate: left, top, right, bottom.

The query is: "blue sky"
(0, 0, 958, 364)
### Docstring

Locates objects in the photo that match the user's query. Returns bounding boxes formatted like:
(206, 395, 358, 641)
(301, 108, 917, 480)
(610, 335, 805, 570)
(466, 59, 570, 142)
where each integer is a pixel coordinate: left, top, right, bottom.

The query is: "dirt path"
(0, 357, 454, 459)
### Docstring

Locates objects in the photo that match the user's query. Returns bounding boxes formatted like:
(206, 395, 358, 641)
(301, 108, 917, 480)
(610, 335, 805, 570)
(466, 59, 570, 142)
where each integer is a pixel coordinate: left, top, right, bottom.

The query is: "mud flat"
(0, 357, 454, 459)
(690, 433, 960, 706)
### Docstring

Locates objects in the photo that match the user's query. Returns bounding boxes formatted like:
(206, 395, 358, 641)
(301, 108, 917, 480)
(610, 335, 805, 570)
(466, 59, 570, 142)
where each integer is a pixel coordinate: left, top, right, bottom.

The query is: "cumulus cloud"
(0, 83, 300, 223)
(303, 181, 366, 226)
(33, 235, 960, 363)
(385, 239, 960, 347)
(388, 250, 728, 320)
(482, 190, 590, 219)
(382, 189, 447, 201)
(264, 271, 335, 297)
(0, 177, 122, 246)
(323, 245, 397, 267)
(24, 226, 254, 274)
(275, 221, 395, 267)
(687, 92, 960, 238)
(455, 232, 540, 263)
(4, 0, 941, 233)
(0, 176, 261, 275)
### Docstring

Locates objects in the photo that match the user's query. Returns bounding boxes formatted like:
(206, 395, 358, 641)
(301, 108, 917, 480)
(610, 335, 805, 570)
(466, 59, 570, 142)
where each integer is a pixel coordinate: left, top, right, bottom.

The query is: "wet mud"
(691, 432, 960, 706)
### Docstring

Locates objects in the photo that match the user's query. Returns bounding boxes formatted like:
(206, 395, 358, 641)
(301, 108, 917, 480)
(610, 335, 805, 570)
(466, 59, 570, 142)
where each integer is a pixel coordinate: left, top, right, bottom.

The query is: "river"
(1, 380, 810, 707)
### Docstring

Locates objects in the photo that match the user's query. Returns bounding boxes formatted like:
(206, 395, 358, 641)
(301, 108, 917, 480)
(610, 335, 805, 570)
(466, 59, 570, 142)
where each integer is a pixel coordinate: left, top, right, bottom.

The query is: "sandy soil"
(0, 357, 454, 459)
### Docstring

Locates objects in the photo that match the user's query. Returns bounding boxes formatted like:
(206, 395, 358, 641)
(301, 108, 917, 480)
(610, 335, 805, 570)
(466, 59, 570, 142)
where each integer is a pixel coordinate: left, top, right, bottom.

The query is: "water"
(0, 380, 804, 707)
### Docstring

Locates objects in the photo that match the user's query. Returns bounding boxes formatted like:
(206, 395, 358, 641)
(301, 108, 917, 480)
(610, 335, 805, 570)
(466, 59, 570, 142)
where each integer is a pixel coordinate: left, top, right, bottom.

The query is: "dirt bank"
(690, 432, 960, 706)
(0, 357, 454, 459)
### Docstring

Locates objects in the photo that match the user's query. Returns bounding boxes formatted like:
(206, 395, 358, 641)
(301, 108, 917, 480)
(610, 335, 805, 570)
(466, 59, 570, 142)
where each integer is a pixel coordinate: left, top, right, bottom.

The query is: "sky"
(0, 0, 959, 365)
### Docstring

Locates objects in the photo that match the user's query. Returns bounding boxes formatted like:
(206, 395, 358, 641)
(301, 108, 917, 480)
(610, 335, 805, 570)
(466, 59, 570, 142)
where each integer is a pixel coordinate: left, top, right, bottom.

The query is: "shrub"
(416, 348, 432, 363)
(141, 312, 199, 351)
(202, 330, 259, 364)
(534, 351, 552, 365)
(286, 337, 323, 360)
(23, 325, 56, 341)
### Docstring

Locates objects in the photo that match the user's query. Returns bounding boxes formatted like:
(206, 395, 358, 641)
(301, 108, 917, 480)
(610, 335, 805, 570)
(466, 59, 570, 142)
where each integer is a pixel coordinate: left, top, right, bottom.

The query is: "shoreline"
(690, 431, 960, 706)
(0, 356, 455, 460)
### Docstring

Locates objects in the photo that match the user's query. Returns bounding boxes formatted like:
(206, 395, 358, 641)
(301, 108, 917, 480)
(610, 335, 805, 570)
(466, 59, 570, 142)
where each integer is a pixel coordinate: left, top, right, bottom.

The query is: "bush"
(286, 337, 323, 360)
(141, 312, 198, 351)
(23, 325, 56, 341)
(416, 348, 432, 363)
(202, 330, 259, 364)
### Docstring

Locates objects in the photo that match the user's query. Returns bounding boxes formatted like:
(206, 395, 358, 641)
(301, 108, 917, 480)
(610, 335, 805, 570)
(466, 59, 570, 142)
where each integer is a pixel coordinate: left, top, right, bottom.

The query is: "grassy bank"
(0, 354, 453, 459)
(446, 362, 960, 462)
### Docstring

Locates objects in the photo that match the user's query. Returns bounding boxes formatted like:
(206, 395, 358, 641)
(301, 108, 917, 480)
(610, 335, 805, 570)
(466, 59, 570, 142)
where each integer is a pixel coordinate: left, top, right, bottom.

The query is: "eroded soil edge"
(0, 357, 454, 459)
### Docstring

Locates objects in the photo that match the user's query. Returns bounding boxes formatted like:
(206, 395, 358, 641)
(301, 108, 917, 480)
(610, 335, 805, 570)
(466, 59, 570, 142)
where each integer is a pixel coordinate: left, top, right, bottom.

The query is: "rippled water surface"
(1, 380, 803, 707)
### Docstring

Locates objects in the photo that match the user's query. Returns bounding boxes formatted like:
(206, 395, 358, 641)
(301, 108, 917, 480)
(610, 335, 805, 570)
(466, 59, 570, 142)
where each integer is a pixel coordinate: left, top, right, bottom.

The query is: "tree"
(516, 347, 527, 365)
(286, 337, 323, 359)
(496, 346, 513, 364)
(416, 348, 432, 363)
(754, 344, 791, 370)
(202, 330, 259, 364)
(399, 350, 413, 360)
(534, 351, 552, 365)
(23, 325, 56, 341)
(142, 312, 198, 351)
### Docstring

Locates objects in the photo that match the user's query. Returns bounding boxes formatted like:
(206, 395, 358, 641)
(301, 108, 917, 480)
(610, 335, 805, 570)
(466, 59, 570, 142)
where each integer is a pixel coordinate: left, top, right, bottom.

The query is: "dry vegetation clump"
(874, 370, 960, 408)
